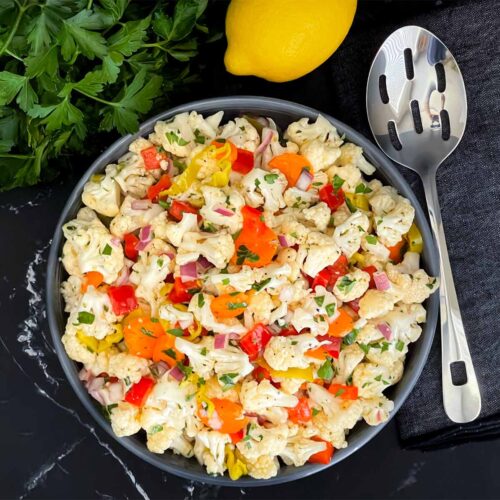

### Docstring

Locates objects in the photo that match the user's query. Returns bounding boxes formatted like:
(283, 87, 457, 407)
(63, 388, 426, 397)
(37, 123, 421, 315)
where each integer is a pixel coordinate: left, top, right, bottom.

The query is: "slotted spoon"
(366, 26, 481, 423)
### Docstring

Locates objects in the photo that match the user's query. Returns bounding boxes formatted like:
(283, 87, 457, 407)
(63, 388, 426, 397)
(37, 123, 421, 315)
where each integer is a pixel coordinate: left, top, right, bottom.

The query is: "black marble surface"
(2, 1, 499, 498)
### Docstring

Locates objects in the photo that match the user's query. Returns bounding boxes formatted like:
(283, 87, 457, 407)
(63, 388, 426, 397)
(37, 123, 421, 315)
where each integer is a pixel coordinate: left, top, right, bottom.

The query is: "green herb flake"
(325, 303, 336, 317)
(200, 347, 208, 356)
(333, 175, 345, 192)
(312, 408, 320, 416)
(396, 340, 405, 352)
(337, 276, 356, 293)
(314, 296, 325, 307)
(236, 245, 260, 265)
(365, 234, 378, 245)
(355, 183, 372, 194)
(162, 348, 177, 359)
(168, 328, 184, 337)
(166, 130, 189, 146)
(159, 199, 171, 210)
(157, 258, 164, 267)
(334, 388, 346, 398)
(102, 244, 112, 255)
(252, 278, 271, 292)
(342, 329, 358, 346)
(77, 311, 95, 325)
(345, 197, 357, 213)
(149, 424, 163, 435)
(227, 301, 247, 310)
(317, 357, 334, 381)
(359, 343, 370, 355)
(194, 128, 206, 144)
(222, 278, 230, 286)
(381, 341, 390, 353)
(219, 373, 238, 391)
(264, 173, 279, 184)
(141, 327, 156, 338)
(198, 294, 205, 308)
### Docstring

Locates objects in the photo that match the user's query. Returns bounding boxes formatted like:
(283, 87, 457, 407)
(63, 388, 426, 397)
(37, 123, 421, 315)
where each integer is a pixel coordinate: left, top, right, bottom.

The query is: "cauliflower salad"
(60, 111, 439, 480)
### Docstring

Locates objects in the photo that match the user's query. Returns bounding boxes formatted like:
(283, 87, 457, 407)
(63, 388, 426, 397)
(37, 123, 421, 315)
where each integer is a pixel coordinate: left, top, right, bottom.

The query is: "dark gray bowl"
(47, 96, 439, 487)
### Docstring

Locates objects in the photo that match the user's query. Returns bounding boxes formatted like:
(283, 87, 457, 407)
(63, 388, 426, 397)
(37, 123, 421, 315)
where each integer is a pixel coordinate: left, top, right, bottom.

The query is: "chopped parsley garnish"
(334, 388, 346, 397)
(227, 301, 248, 310)
(355, 183, 372, 194)
(141, 327, 156, 338)
(365, 234, 378, 245)
(162, 348, 177, 360)
(345, 197, 357, 213)
(176, 363, 193, 378)
(197, 377, 206, 387)
(374, 374, 383, 382)
(193, 128, 206, 144)
(264, 173, 279, 184)
(333, 174, 345, 193)
(312, 408, 320, 417)
(255, 178, 261, 188)
(317, 357, 334, 381)
(102, 244, 112, 255)
(202, 221, 217, 233)
(359, 343, 370, 355)
(101, 403, 118, 421)
(198, 294, 205, 308)
(337, 276, 356, 293)
(222, 278, 230, 286)
(252, 278, 271, 292)
(396, 340, 405, 352)
(314, 295, 325, 307)
(380, 341, 390, 353)
(165, 131, 189, 146)
(236, 245, 260, 265)
(312, 182, 323, 187)
(159, 199, 171, 210)
(149, 424, 163, 435)
(325, 303, 336, 317)
(291, 340, 298, 345)
(77, 311, 95, 325)
(342, 329, 358, 346)
(157, 258, 164, 267)
(200, 347, 208, 356)
(219, 373, 238, 391)
(168, 328, 184, 337)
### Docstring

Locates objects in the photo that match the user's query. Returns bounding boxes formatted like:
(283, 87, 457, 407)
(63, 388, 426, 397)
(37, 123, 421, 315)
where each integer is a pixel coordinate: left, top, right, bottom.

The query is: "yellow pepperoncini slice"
(405, 223, 423, 253)
(258, 359, 314, 381)
(76, 330, 99, 353)
(160, 283, 174, 297)
(225, 445, 248, 481)
(350, 252, 366, 267)
(345, 192, 370, 211)
(187, 319, 202, 340)
(90, 174, 104, 183)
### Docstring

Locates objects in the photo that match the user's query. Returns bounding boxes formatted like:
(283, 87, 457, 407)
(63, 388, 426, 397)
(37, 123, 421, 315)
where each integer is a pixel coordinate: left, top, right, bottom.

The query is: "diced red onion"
(135, 225, 153, 251)
(115, 265, 130, 286)
(278, 234, 290, 247)
(197, 255, 213, 272)
(180, 261, 198, 282)
(373, 271, 391, 291)
(214, 334, 228, 349)
(295, 168, 313, 191)
(104, 382, 125, 405)
(79, 368, 92, 382)
(150, 361, 169, 379)
(227, 332, 241, 340)
(214, 206, 235, 217)
(110, 236, 121, 247)
(169, 365, 184, 382)
(161, 156, 173, 173)
(131, 199, 150, 210)
(347, 298, 360, 314)
(377, 322, 392, 340)
(255, 130, 274, 155)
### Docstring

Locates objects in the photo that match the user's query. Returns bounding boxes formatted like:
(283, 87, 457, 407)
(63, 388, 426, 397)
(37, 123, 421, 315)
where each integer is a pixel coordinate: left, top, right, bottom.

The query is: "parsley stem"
(0, 0, 28, 57)
(74, 88, 118, 107)
(0, 153, 36, 159)
(5, 49, 23, 62)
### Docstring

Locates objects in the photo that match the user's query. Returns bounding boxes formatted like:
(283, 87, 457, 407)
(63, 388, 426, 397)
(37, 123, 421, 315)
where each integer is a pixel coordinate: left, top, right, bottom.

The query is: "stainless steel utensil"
(366, 26, 481, 423)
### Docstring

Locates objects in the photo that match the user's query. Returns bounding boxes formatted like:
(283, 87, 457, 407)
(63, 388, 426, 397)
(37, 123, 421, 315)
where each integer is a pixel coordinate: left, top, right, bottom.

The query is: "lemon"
(224, 0, 357, 83)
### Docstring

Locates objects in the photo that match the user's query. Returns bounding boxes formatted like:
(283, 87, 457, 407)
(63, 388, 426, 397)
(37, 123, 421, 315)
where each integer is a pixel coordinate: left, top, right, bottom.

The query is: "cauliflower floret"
(333, 269, 370, 302)
(109, 196, 163, 238)
(151, 212, 198, 247)
(279, 431, 328, 466)
(326, 164, 362, 193)
(333, 344, 365, 384)
(352, 361, 404, 398)
(177, 231, 234, 269)
(387, 266, 439, 304)
(129, 252, 172, 315)
(194, 430, 230, 475)
(106, 154, 156, 199)
(332, 203, 352, 226)
(204, 266, 256, 293)
(361, 234, 390, 263)
(374, 198, 415, 247)
(274, 377, 304, 395)
(174, 337, 215, 379)
(368, 186, 398, 215)
(65, 287, 117, 340)
(391, 251, 421, 275)
(283, 187, 319, 209)
(82, 173, 121, 217)
(240, 380, 298, 414)
(302, 202, 331, 231)
(204, 375, 240, 403)
(60, 275, 82, 313)
(246, 455, 280, 480)
(199, 186, 245, 234)
(109, 402, 141, 437)
(334, 142, 376, 175)
(333, 211, 370, 258)
(361, 395, 394, 426)
(146, 426, 184, 454)
(259, 125, 299, 170)
(151, 111, 223, 157)
(240, 168, 287, 212)
(218, 117, 260, 151)
(279, 217, 310, 245)
(285, 115, 342, 147)
(243, 291, 275, 329)
(62, 208, 124, 282)
(276, 247, 308, 282)
(159, 303, 194, 330)
(61, 332, 96, 365)
(189, 293, 247, 335)
(358, 289, 397, 320)
(264, 334, 327, 371)
(309, 412, 348, 449)
(302, 231, 341, 277)
(378, 303, 427, 344)
(106, 352, 150, 384)
(237, 424, 289, 461)
(300, 139, 341, 171)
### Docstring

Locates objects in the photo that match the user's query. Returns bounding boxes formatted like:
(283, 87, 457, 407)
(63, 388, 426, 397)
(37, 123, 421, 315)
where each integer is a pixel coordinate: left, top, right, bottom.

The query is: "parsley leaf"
(264, 173, 279, 184)
(219, 373, 238, 391)
(167, 328, 184, 337)
(333, 174, 345, 192)
(365, 234, 378, 245)
(314, 296, 325, 307)
(337, 276, 356, 293)
(236, 245, 259, 265)
(317, 357, 334, 381)
(102, 243, 112, 255)
(252, 278, 271, 292)
(197, 294, 205, 308)
(77, 311, 95, 324)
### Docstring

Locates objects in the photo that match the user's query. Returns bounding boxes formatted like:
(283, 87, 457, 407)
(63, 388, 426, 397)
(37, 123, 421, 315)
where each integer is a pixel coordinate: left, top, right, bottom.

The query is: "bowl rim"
(46, 95, 439, 487)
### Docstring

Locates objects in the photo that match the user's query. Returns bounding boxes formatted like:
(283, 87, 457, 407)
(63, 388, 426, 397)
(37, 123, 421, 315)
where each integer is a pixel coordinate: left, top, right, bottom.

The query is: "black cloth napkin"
(318, 0, 500, 448)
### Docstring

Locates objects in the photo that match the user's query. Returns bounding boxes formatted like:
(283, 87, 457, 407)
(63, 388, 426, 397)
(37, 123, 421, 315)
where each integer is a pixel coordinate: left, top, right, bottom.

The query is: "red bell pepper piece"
(229, 429, 245, 444)
(107, 285, 138, 315)
(309, 438, 334, 464)
(239, 323, 273, 361)
(311, 254, 349, 290)
(141, 146, 167, 171)
(168, 277, 199, 304)
(287, 397, 312, 424)
(362, 265, 378, 289)
(124, 233, 139, 261)
(252, 365, 271, 382)
(328, 383, 359, 400)
(279, 325, 299, 337)
(316, 335, 342, 359)
(147, 174, 171, 202)
(319, 184, 345, 212)
(124, 377, 155, 407)
(346, 297, 361, 314)
(169, 200, 198, 222)
(232, 148, 254, 174)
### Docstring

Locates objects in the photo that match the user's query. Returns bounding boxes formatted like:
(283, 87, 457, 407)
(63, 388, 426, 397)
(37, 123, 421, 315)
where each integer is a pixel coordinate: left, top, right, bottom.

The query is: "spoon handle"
(421, 170, 481, 423)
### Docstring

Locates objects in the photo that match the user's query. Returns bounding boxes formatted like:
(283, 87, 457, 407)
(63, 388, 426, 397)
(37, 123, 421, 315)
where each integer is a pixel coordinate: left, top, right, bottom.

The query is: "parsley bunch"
(0, 0, 218, 190)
